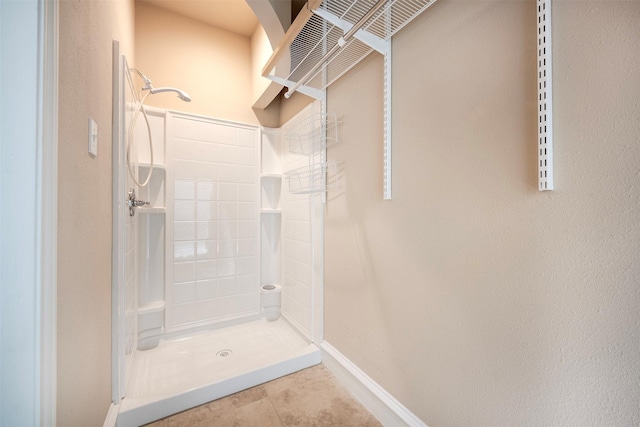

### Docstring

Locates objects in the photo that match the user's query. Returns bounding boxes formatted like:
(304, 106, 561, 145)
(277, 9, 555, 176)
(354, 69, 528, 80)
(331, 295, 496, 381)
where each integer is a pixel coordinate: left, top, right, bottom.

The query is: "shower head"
(129, 69, 191, 102)
(149, 87, 192, 102)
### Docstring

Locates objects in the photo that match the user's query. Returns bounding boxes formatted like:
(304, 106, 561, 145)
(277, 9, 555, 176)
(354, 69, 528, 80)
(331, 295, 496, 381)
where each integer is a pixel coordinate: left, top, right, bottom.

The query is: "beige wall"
(58, 0, 135, 425)
(251, 25, 273, 104)
(135, 2, 256, 124)
(325, 0, 640, 425)
(278, 91, 314, 127)
(250, 24, 282, 127)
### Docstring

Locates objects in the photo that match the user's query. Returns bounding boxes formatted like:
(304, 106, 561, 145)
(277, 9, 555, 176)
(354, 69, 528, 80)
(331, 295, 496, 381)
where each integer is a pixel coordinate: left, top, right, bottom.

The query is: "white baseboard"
(103, 403, 119, 427)
(320, 341, 427, 427)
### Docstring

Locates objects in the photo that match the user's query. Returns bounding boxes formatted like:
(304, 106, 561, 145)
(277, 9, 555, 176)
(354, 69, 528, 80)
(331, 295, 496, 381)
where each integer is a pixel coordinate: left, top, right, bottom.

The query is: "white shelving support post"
(537, 0, 553, 191)
(383, 40, 392, 200)
(321, 101, 328, 204)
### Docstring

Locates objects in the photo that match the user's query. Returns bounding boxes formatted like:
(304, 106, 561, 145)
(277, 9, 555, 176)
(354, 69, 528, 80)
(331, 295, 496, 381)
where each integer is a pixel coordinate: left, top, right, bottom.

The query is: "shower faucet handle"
(130, 199, 150, 207)
(127, 188, 150, 216)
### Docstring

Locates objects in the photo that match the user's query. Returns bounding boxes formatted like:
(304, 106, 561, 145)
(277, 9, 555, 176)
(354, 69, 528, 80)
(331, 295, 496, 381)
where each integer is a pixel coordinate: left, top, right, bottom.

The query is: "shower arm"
(284, 0, 388, 99)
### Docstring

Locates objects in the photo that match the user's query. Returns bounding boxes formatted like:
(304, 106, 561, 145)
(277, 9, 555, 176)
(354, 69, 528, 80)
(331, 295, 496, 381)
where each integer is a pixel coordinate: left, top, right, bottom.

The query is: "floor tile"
(263, 364, 330, 396)
(265, 365, 381, 427)
(201, 385, 267, 418)
(146, 364, 381, 427)
(197, 397, 283, 427)
(144, 402, 213, 427)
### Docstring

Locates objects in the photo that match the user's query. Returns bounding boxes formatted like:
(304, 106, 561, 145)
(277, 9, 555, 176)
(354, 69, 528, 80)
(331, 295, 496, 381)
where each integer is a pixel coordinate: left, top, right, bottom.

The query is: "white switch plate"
(88, 117, 98, 157)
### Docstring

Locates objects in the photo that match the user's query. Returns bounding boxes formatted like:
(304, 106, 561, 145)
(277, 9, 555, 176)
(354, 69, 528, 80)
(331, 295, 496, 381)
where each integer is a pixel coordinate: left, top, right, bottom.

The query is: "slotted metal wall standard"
(537, 0, 553, 191)
(264, 0, 437, 200)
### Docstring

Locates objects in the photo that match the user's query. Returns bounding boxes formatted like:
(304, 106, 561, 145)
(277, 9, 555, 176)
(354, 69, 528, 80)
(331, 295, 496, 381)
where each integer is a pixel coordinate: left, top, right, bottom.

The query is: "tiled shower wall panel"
(280, 106, 318, 337)
(282, 189, 313, 336)
(168, 115, 259, 330)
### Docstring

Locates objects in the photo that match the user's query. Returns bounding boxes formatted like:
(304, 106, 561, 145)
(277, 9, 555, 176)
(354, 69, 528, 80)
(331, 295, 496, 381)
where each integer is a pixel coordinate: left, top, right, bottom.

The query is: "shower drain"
(216, 349, 233, 358)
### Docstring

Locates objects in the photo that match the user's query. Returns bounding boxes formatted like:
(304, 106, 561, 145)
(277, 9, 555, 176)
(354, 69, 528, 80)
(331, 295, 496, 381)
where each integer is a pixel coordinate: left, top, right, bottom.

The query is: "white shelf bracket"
(266, 75, 326, 101)
(312, 7, 387, 54)
(537, 0, 554, 191)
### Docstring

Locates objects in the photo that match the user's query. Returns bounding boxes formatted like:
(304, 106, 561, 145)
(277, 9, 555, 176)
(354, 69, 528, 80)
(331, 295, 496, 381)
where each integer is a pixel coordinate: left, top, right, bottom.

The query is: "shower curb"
(115, 343, 320, 427)
(103, 403, 119, 427)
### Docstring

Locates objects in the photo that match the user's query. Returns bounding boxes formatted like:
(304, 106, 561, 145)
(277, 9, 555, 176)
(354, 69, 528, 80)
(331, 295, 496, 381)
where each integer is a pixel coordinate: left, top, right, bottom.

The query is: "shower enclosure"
(112, 44, 326, 426)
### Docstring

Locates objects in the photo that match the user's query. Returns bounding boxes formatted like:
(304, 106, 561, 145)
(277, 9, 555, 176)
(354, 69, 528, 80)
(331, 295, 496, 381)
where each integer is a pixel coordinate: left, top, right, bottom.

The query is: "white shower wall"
(124, 202, 137, 377)
(279, 103, 324, 339)
(130, 105, 322, 347)
(167, 114, 260, 330)
(281, 188, 314, 335)
(136, 110, 166, 311)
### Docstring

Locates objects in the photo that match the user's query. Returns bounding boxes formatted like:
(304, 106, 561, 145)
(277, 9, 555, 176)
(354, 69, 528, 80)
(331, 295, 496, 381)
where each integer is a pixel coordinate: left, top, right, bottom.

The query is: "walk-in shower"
(112, 45, 324, 426)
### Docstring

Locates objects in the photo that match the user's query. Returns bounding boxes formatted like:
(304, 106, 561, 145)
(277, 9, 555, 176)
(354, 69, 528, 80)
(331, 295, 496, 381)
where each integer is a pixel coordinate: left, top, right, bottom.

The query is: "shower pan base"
(116, 318, 321, 427)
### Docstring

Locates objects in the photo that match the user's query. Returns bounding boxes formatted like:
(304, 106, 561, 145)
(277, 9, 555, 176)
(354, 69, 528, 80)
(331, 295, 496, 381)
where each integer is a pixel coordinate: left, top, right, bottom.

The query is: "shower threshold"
(116, 317, 321, 427)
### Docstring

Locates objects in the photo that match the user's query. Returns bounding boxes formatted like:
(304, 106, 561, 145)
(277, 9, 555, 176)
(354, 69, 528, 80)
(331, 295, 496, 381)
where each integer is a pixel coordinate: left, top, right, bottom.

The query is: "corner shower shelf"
(138, 207, 166, 214)
(138, 301, 165, 314)
(284, 162, 341, 194)
(261, 209, 282, 214)
(138, 163, 166, 171)
(285, 113, 340, 156)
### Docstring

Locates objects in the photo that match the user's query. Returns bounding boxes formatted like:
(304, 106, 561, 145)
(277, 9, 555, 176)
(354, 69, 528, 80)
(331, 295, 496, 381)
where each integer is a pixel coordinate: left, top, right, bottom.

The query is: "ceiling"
(140, 0, 261, 37)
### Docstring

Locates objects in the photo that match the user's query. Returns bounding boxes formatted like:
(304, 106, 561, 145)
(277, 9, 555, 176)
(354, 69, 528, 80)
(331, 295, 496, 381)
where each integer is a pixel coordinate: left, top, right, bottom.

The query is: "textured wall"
(325, 0, 640, 425)
(135, 2, 256, 124)
(57, 0, 134, 425)
(251, 25, 273, 105)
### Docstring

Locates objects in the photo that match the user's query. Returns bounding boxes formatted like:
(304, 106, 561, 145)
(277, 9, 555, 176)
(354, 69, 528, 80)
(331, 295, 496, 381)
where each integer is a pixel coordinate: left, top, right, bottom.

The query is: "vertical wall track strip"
(537, 0, 554, 191)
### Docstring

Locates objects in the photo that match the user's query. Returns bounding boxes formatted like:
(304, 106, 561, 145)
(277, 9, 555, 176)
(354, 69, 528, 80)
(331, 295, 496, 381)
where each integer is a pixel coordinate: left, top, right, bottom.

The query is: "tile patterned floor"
(144, 364, 382, 426)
